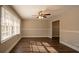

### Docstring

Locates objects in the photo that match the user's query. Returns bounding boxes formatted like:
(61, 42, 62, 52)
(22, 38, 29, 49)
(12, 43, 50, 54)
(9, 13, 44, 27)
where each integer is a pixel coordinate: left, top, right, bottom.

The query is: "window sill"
(1, 34, 20, 44)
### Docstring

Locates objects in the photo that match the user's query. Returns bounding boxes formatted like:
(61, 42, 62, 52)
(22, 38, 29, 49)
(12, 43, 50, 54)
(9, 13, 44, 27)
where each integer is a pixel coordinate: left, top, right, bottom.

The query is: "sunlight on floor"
(46, 47, 58, 53)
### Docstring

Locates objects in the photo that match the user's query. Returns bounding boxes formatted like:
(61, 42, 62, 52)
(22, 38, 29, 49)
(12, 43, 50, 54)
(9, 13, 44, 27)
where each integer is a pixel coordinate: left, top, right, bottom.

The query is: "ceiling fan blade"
(44, 14, 51, 15)
(43, 15, 47, 18)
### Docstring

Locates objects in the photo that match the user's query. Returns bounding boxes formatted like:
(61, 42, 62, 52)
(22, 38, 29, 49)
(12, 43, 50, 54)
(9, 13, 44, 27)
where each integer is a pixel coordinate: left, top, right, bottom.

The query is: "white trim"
(22, 36, 50, 38)
(60, 41, 79, 52)
(61, 30, 79, 33)
(48, 36, 52, 38)
(5, 38, 21, 53)
(22, 36, 51, 39)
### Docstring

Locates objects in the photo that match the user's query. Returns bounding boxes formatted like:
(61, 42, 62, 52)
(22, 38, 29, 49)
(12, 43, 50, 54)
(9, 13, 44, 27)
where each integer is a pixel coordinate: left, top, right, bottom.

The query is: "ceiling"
(12, 5, 64, 20)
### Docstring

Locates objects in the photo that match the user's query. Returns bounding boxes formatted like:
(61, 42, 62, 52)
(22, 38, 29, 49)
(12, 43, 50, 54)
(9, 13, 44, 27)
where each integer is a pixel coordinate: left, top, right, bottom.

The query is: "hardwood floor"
(10, 37, 78, 53)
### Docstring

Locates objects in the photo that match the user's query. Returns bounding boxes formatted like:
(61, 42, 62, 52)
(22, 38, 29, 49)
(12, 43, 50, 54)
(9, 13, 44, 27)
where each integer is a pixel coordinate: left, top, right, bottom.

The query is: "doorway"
(52, 20, 60, 42)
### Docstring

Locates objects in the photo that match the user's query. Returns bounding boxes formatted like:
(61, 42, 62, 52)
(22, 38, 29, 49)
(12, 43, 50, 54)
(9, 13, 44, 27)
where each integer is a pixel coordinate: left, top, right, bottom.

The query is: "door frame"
(52, 20, 60, 40)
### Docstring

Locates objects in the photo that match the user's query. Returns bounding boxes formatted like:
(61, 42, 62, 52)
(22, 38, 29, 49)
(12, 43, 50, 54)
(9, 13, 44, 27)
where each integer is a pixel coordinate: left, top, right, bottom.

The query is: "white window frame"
(1, 7, 20, 43)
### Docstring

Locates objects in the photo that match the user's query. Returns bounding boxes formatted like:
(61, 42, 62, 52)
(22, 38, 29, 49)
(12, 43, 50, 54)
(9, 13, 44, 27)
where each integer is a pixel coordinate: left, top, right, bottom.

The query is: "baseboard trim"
(5, 38, 21, 53)
(22, 37, 51, 39)
(60, 41, 79, 52)
(22, 36, 51, 38)
(22, 36, 50, 37)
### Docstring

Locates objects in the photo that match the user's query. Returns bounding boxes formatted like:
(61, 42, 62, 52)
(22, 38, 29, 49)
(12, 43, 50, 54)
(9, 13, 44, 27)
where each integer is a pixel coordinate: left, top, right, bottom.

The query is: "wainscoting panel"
(60, 30, 79, 51)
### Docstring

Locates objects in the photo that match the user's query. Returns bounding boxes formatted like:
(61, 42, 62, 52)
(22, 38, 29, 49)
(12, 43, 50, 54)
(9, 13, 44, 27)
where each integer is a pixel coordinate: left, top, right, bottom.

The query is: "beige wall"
(22, 19, 50, 37)
(50, 6, 79, 51)
(60, 6, 79, 51)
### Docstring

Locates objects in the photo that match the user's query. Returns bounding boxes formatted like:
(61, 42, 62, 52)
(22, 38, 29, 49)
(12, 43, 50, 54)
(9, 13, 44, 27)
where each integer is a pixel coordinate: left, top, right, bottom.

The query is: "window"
(1, 7, 20, 43)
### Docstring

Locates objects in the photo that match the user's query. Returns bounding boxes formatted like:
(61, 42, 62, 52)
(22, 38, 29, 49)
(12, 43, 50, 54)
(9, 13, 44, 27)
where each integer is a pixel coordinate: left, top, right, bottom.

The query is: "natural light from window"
(1, 7, 20, 43)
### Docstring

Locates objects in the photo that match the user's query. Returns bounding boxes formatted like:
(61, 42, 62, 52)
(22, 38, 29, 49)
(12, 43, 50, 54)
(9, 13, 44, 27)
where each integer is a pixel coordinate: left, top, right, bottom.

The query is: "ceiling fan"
(32, 10, 51, 19)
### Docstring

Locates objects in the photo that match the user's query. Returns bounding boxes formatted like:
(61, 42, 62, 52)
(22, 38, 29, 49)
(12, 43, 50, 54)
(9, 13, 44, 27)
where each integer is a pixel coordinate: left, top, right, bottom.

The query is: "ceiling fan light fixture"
(38, 16, 44, 19)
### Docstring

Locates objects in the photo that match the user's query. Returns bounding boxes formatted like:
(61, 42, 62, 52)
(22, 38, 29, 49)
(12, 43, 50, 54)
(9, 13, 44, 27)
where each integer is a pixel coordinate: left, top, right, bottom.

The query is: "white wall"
(22, 19, 50, 38)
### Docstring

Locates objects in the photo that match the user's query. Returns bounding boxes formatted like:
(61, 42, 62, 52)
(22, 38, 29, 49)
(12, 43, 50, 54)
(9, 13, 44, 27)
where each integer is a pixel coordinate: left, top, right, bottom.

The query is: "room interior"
(0, 5, 79, 53)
